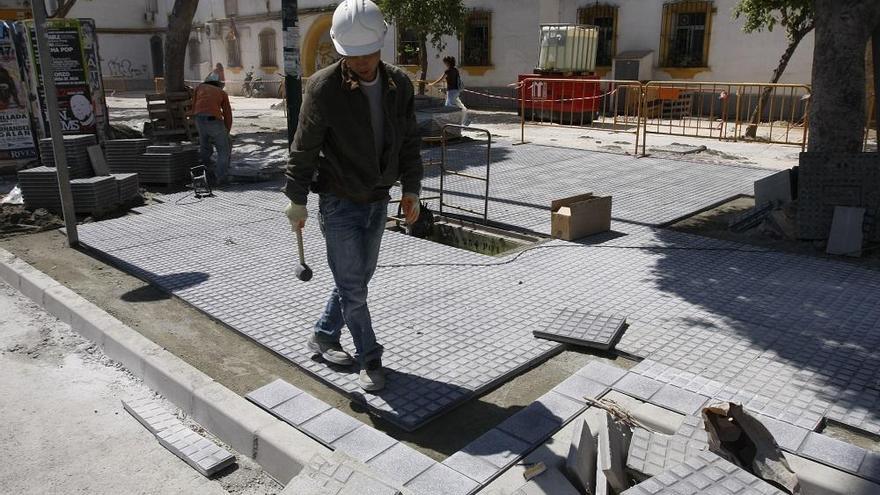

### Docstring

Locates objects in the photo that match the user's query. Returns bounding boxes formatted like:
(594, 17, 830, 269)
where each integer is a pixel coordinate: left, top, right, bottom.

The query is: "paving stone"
(300, 408, 363, 445)
(511, 467, 580, 495)
(533, 390, 587, 423)
(404, 462, 478, 495)
(271, 392, 332, 426)
(246, 379, 303, 410)
(366, 442, 436, 487)
(798, 432, 867, 474)
(751, 413, 809, 452)
(156, 421, 235, 476)
(442, 451, 499, 485)
(622, 451, 786, 495)
(287, 454, 400, 495)
(858, 452, 880, 484)
(595, 436, 610, 495)
(122, 397, 179, 434)
(534, 309, 627, 350)
(444, 428, 530, 483)
(826, 206, 865, 256)
(331, 425, 398, 463)
(565, 418, 596, 493)
(613, 373, 664, 401)
(626, 427, 708, 479)
(650, 384, 710, 415)
(598, 412, 632, 492)
(552, 374, 609, 404)
(575, 360, 628, 387)
(497, 403, 565, 446)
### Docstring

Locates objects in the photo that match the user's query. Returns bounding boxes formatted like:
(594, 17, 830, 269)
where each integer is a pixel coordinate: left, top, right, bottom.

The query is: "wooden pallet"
(145, 91, 197, 141)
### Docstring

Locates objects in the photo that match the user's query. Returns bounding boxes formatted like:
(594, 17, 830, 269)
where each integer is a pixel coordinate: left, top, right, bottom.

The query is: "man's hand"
(401, 193, 420, 225)
(285, 202, 308, 230)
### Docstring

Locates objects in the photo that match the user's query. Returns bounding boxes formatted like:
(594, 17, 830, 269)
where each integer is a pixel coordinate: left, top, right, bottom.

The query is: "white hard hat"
(330, 0, 388, 56)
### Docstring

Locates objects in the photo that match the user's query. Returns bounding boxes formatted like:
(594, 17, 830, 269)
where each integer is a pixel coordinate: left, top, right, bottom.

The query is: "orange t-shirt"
(192, 83, 233, 131)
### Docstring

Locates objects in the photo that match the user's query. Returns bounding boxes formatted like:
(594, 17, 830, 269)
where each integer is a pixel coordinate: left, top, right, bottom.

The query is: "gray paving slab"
(511, 467, 580, 495)
(533, 309, 627, 350)
(122, 397, 180, 434)
(289, 454, 401, 495)
(622, 451, 785, 495)
(156, 421, 235, 477)
(552, 374, 609, 404)
(827, 206, 865, 256)
(626, 427, 709, 479)
(442, 451, 499, 485)
(613, 373, 664, 401)
(300, 408, 363, 445)
(751, 413, 809, 452)
(245, 379, 304, 410)
(798, 432, 868, 474)
(650, 384, 710, 415)
(272, 392, 332, 427)
(859, 452, 880, 484)
(331, 425, 398, 463)
(533, 390, 588, 423)
(366, 442, 436, 487)
(404, 462, 479, 495)
(78, 144, 880, 435)
(445, 427, 531, 480)
(565, 419, 596, 493)
(497, 403, 565, 447)
(575, 360, 628, 387)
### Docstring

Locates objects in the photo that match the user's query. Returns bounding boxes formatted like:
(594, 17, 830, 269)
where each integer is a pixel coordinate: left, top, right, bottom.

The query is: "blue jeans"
(445, 89, 469, 125)
(195, 115, 230, 183)
(314, 193, 388, 367)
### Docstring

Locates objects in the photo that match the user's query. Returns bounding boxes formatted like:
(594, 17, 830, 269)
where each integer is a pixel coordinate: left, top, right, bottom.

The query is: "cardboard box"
(551, 193, 612, 240)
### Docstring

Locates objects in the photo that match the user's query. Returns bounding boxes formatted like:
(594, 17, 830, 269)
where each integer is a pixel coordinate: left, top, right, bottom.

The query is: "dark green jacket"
(284, 60, 422, 204)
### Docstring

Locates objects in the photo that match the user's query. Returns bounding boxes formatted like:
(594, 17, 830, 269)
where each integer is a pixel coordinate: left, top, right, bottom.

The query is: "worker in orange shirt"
(191, 73, 233, 185)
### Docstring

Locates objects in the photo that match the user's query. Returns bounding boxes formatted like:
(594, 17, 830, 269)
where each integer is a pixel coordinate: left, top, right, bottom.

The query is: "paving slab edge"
(0, 246, 330, 484)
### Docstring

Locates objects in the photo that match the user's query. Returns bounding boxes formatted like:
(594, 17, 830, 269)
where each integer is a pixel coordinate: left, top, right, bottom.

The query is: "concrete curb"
(0, 246, 330, 484)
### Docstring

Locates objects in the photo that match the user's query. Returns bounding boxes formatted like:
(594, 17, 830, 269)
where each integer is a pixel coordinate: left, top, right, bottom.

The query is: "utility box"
(551, 193, 612, 240)
(612, 50, 654, 81)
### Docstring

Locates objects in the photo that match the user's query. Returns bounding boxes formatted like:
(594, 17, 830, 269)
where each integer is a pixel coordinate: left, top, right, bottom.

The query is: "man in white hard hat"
(283, 0, 422, 392)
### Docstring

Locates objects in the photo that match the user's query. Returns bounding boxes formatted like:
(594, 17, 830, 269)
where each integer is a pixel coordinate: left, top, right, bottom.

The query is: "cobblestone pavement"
(76, 144, 880, 433)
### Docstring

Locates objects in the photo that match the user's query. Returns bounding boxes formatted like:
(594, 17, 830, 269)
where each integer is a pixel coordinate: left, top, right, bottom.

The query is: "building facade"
(1, 0, 815, 99)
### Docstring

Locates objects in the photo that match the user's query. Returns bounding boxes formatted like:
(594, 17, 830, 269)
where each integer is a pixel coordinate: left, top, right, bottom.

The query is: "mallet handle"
(295, 228, 305, 264)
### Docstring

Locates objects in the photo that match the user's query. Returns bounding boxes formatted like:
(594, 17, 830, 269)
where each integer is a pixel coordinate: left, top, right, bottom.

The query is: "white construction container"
(536, 24, 599, 73)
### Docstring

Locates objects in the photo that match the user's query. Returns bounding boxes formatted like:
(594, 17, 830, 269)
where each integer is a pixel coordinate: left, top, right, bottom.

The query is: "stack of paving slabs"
(38, 135, 96, 179)
(18, 166, 62, 210)
(105, 138, 149, 174)
(111, 173, 140, 202)
(135, 144, 200, 185)
(70, 176, 119, 213)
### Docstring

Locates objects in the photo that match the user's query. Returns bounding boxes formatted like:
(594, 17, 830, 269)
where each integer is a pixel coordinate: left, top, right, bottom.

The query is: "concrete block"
(788, 454, 880, 495)
(564, 419, 596, 493)
(826, 206, 865, 256)
(100, 319, 163, 378)
(798, 432, 867, 473)
(512, 467, 580, 495)
(246, 379, 303, 410)
(68, 300, 113, 346)
(752, 413, 808, 452)
(575, 360, 628, 387)
(404, 462, 479, 495)
(254, 421, 332, 484)
(0, 248, 20, 288)
(613, 373, 663, 401)
(650, 384, 709, 415)
(42, 284, 82, 324)
(272, 392, 332, 426)
(552, 374, 609, 404)
(13, 258, 60, 305)
(157, 425, 235, 476)
(300, 408, 362, 445)
(497, 403, 564, 446)
(331, 425, 397, 463)
(366, 442, 435, 487)
(754, 169, 791, 207)
(858, 452, 880, 484)
(598, 412, 632, 492)
(142, 349, 215, 414)
(191, 381, 277, 458)
(534, 391, 587, 423)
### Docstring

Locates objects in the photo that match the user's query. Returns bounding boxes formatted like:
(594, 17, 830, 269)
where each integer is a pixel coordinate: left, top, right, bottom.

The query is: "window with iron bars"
(259, 29, 277, 67)
(397, 27, 420, 66)
(226, 34, 241, 68)
(461, 10, 491, 67)
(660, 1, 713, 68)
(224, 0, 238, 17)
(577, 4, 617, 67)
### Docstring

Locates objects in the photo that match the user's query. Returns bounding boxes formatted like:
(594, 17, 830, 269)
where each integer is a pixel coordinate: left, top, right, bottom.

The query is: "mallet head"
(295, 263, 313, 282)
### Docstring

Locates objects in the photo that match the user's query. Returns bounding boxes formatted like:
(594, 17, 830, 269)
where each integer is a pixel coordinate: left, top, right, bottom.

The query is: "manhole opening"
(388, 216, 541, 256)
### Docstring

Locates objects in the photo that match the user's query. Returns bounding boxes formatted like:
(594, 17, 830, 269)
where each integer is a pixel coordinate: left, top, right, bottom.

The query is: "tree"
(378, 0, 467, 95)
(734, 0, 814, 139)
(49, 0, 80, 18)
(809, 0, 880, 152)
(164, 0, 200, 93)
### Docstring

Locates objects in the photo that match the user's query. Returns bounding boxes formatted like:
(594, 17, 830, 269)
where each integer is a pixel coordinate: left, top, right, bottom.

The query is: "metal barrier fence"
(519, 77, 643, 155)
(640, 81, 811, 153)
(514, 78, 814, 154)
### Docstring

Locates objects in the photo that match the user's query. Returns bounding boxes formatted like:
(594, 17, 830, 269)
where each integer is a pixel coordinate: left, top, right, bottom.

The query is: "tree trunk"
(164, 0, 200, 94)
(809, 0, 880, 152)
(49, 0, 78, 18)
(418, 36, 428, 96)
(745, 28, 810, 139)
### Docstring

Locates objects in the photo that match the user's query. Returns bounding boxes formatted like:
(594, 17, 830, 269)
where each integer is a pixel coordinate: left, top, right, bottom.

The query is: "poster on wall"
(23, 18, 98, 139)
(78, 19, 110, 142)
(0, 21, 35, 161)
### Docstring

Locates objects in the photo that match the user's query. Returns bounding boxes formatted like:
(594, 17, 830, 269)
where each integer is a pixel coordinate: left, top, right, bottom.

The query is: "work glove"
(400, 193, 420, 225)
(285, 202, 308, 230)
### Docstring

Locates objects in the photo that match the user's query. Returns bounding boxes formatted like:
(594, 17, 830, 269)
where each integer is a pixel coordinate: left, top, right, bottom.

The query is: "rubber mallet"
(295, 228, 313, 282)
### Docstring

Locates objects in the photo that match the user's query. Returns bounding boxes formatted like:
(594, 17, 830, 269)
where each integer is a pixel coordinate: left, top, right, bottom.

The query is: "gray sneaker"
(307, 334, 354, 366)
(358, 359, 385, 392)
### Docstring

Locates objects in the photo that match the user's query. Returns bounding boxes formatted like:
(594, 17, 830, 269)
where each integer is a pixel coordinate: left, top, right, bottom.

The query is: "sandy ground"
(0, 279, 281, 495)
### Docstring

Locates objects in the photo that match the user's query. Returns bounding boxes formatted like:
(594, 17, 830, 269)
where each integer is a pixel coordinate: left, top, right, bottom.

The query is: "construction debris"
(564, 419, 596, 492)
(598, 411, 633, 492)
